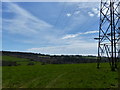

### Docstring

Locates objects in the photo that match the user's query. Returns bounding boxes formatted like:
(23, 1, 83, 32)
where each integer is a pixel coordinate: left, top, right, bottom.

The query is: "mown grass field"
(2, 56, 119, 88)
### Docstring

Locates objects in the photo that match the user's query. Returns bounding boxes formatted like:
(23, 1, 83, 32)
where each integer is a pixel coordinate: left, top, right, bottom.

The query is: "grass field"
(2, 56, 29, 62)
(0, 66, 2, 89)
(2, 56, 119, 88)
(2, 56, 41, 65)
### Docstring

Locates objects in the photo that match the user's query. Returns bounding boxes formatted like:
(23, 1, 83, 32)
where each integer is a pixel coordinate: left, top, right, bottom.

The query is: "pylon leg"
(96, 0, 120, 71)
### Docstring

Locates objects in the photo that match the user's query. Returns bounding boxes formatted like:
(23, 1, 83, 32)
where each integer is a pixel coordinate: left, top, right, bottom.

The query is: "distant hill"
(1, 51, 112, 65)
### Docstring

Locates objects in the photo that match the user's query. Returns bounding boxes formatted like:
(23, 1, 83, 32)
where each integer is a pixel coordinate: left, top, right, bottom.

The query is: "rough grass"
(2, 55, 119, 88)
(2, 63, 118, 88)
(2, 56, 42, 65)
(0, 66, 2, 89)
(2, 56, 29, 62)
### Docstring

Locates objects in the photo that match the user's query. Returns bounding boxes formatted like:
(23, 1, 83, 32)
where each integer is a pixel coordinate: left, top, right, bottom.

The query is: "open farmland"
(2, 1, 120, 89)
(2, 55, 118, 88)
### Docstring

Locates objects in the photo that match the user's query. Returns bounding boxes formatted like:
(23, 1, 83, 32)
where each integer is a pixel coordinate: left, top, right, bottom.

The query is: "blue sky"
(2, 2, 100, 55)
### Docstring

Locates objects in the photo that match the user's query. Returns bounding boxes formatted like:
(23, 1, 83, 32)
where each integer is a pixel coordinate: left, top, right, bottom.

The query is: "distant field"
(2, 56, 118, 88)
(2, 56, 29, 62)
(2, 56, 41, 66)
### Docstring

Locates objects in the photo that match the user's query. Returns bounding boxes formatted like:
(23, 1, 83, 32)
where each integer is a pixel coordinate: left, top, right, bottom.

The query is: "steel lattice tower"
(96, 0, 120, 71)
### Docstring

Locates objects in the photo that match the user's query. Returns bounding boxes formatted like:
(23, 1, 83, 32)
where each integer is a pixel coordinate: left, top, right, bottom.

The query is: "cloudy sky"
(2, 2, 100, 55)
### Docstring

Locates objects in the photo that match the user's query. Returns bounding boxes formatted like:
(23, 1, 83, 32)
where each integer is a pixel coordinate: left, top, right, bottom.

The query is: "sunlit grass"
(2, 63, 118, 88)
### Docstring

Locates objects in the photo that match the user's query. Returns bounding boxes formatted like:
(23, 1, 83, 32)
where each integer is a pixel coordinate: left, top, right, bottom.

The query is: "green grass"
(0, 66, 2, 89)
(83, 56, 97, 59)
(0, 56, 2, 61)
(2, 56, 29, 62)
(2, 55, 119, 88)
(2, 63, 118, 88)
(2, 55, 42, 65)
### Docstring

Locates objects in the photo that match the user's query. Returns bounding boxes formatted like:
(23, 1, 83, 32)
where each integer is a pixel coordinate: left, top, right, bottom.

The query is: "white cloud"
(62, 30, 98, 39)
(84, 30, 99, 34)
(92, 8, 98, 14)
(92, 8, 100, 17)
(88, 12, 94, 17)
(62, 33, 80, 39)
(3, 3, 53, 35)
(74, 11, 80, 14)
(27, 41, 97, 55)
(66, 13, 72, 17)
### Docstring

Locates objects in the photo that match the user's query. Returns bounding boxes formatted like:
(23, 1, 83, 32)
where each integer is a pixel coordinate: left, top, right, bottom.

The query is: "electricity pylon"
(95, 0, 120, 71)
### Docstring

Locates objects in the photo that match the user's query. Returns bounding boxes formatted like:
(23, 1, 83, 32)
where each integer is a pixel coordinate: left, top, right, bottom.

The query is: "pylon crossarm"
(97, 0, 119, 71)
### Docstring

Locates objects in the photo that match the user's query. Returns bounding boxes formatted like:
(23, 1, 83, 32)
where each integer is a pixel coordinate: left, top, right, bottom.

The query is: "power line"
(54, 2, 66, 27)
(54, 2, 80, 30)
(61, 3, 81, 30)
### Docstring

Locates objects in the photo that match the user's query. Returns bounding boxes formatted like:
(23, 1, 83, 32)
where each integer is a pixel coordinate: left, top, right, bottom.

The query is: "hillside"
(1, 51, 110, 66)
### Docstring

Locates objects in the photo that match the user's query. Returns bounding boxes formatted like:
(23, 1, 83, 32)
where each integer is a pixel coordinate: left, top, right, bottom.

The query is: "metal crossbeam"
(97, 0, 120, 71)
